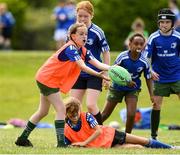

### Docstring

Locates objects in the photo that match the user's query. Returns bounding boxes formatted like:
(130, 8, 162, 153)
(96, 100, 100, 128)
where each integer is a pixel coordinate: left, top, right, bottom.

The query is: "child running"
(15, 23, 110, 147)
(101, 33, 153, 133)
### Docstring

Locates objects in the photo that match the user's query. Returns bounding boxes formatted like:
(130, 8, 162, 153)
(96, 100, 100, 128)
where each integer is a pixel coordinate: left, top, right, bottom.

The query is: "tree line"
(0, 0, 174, 50)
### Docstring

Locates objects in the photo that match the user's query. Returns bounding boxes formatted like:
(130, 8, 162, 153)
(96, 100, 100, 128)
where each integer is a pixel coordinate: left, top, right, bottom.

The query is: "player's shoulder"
(6, 12, 13, 17)
(68, 44, 77, 50)
(149, 30, 159, 37)
(117, 50, 129, 59)
(148, 30, 160, 43)
(172, 30, 180, 39)
(89, 23, 105, 39)
(139, 54, 150, 66)
(64, 44, 77, 54)
(115, 50, 129, 64)
(90, 23, 104, 32)
(53, 6, 61, 13)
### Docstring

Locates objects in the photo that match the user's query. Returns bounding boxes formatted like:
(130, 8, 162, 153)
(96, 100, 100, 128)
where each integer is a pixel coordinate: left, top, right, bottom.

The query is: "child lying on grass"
(64, 97, 179, 149)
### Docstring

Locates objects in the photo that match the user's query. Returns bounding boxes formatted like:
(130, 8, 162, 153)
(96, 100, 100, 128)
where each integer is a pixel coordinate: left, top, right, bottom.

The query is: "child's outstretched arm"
(76, 59, 110, 81)
(88, 58, 110, 71)
(71, 125, 102, 147)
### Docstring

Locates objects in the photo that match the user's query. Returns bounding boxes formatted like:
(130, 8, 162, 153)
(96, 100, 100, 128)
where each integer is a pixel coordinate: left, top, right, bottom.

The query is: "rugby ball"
(108, 65, 131, 86)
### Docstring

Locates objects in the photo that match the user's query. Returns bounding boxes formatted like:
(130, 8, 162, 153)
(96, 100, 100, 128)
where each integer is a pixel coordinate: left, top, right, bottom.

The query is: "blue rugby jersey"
(113, 51, 151, 91)
(144, 30, 180, 83)
(64, 4, 76, 30)
(80, 23, 110, 77)
(58, 45, 95, 62)
(53, 6, 68, 30)
(0, 12, 15, 27)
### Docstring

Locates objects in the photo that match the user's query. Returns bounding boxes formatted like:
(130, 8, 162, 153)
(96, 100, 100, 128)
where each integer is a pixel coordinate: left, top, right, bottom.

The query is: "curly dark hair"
(129, 33, 145, 43)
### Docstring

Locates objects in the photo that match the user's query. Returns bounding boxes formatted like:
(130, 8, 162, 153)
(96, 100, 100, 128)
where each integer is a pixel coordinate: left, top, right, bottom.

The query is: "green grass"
(0, 51, 180, 154)
(0, 129, 180, 154)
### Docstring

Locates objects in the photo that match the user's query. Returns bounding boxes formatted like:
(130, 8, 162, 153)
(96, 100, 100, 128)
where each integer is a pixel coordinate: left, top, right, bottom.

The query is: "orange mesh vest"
(35, 41, 86, 93)
(65, 112, 115, 148)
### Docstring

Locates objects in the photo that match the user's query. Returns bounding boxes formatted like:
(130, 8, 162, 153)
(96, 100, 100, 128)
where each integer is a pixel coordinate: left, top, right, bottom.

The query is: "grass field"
(0, 51, 180, 154)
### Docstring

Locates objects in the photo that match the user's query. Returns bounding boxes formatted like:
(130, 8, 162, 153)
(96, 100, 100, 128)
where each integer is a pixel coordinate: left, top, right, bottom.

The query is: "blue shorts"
(72, 76, 102, 91)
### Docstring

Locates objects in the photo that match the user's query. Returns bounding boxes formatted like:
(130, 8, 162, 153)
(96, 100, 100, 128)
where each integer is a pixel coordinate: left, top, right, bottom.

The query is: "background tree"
(94, 0, 168, 50)
(0, 0, 178, 50)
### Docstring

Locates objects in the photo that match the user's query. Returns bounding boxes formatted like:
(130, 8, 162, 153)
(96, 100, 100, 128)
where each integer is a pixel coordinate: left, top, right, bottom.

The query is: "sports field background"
(0, 51, 180, 154)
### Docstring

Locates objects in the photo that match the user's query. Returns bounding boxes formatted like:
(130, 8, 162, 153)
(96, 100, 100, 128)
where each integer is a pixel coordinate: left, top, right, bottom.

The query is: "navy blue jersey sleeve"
(114, 51, 129, 65)
(144, 41, 155, 59)
(142, 57, 152, 79)
(114, 53, 123, 65)
(144, 32, 158, 59)
(86, 50, 95, 62)
(90, 24, 110, 52)
(86, 112, 98, 128)
(178, 36, 180, 56)
(4, 12, 15, 26)
(99, 37, 110, 52)
(53, 6, 59, 15)
(64, 45, 81, 61)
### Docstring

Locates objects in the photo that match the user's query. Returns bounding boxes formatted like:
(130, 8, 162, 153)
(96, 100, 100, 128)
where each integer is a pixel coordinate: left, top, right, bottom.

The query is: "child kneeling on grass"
(64, 97, 179, 149)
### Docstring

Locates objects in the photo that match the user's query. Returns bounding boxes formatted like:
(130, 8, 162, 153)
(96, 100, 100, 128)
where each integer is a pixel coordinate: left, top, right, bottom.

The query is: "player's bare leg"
(101, 100, 118, 122)
(125, 95, 137, 133)
(86, 89, 102, 124)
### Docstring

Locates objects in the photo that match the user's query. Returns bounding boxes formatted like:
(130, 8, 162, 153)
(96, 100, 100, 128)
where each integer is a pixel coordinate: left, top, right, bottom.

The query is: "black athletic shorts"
(36, 81, 59, 96)
(111, 130, 126, 147)
(72, 76, 102, 91)
(2, 27, 13, 39)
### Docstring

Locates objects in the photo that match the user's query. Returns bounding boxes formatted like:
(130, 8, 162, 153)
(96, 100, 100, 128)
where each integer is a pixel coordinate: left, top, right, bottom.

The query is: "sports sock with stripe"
(151, 110, 160, 139)
(20, 121, 36, 139)
(55, 120, 66, 147)
(93, 111, 103, 125)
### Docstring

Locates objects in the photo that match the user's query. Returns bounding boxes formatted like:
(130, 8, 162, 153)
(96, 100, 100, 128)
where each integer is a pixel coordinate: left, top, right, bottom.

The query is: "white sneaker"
(172, 146, 180, 149)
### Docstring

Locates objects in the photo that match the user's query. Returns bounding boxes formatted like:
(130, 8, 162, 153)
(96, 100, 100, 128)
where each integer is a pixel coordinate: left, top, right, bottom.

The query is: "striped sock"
(151, 110, 160, 139)
(55, 120, 66, 147)
(93, 111, 103, 125)
(20, 121, 36, 139)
